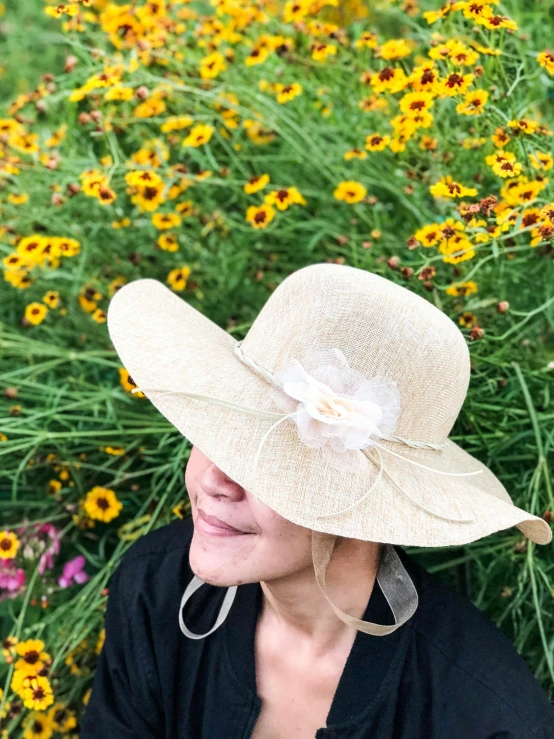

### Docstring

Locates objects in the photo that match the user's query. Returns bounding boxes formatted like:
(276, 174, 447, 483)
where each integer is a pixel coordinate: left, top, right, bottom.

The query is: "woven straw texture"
(107, 263, 552, 548)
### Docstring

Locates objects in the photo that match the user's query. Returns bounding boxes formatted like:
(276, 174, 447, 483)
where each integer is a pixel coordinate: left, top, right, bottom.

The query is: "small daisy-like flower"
(182, 124, 214, 147)
(344, 148, 367, 160)
(430, 176, 478, 199)
(264, 187, 306, 211)
(244, 173, 270, 194)
(456, 89, 489, 116)
(151, 212, 181, 230)
(118, 368, 145, 397)
(200, 51, 227, 79)
(42, 291, 60, 309)
(0, 530, 20, 560)
(21, 675, 54, 712)
(2, 635, 19, 659)
(437, 72, 474, 97)
(311, 42, 336, 62)
(157, 233, 179, 252)
(15, 639, 50, 673)
(23, 711, 54, 739)
(369, 66, 408, 94)
(414, 223, 442, 247)
(378, 38, 413, 60)
(167, 265, 192, 292)
(48, 702, 77, 733)
(399, 91, 434, 116)
(91, 308, 107, 323)
(83, 486, 123, 523)
(275, 82, 302, 104)
(445, 281, 478, 297)
(24, 303, 49, 326)
(365, 133, 390, 151)
(333, 180, 367, 204)
(529, 151, 553, 171)
(246, 203, 276, 229)
(537, 50, 554, 75)
(125, 170, 163, 189)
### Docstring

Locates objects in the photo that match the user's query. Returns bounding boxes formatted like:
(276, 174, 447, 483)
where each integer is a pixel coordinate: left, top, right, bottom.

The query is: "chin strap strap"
(179, 532, 418, 639)
(311, 531, 418, 636)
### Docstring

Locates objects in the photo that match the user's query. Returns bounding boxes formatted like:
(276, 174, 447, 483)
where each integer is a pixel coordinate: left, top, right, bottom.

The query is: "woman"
(82, 264, 553, 737)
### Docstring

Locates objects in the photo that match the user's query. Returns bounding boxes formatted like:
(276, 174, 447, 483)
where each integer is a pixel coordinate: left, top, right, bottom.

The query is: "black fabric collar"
(222, 544, 425, 729)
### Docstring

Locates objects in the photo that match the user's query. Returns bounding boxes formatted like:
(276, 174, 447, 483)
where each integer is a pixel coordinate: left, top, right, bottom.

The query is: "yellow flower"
(264, 187, 306, 211)
(378, 39, 413, 60)
(429, 176, 478, 198)
(245, 203, 276, 229)
(47, 702, 77, 733)
(537, 50, 554, 75)
(152, 212, 181, 230)
(134, 98, 166, 118)
(369, 66, 408, 94)
(414, 224, 442, 247)
(311, 42, 336, 62)
(244, 173, 270, 194)
(83, 486, 123, 523)
(118, 368, 144, 397)
(21, 675, 54, 711)
(275, 82, 302, 104)
(439, 234, 475, 264)
(7, 192, 29, 205)
(92, 308, 107, 323)
(42, 291, 60, 309)
(333, 180, 367, 204)
(344, 148, 367, 160)
(399, 91, 434, 117)
(182, 124, 214, 147)
(529, 151, 553, 171)
(104, 85, 134, 101)
(365, 133, 390, 151)
(0, 530, 20, 559)
(24, 302, 48, 326)
(456, 89, 489, 116)
(200, 51, 227, 79)
(112, 217, 131, 229)
(437, 72, 474, 97)
(167, 265, 192, 291)
(486, 150, 522, 178)
(155, 232, 177, 251)
(125, 170, 163, 189)
(23, 711, 54, 739)
(445, 281, 478, 297)
(160, 115, 194, 132)
(477, 7, 518, 31)
(15, 639, 50, 673)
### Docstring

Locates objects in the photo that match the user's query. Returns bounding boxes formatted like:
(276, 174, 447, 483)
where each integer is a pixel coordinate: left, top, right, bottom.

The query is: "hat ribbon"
(133, 340, 482, 525)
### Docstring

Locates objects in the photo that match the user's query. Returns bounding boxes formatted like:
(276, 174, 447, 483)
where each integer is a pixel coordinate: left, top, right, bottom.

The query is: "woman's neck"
(258, 539, 382, 657)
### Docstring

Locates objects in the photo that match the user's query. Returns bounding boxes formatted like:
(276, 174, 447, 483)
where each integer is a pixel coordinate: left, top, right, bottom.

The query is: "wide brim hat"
(106, 262, 551, 551)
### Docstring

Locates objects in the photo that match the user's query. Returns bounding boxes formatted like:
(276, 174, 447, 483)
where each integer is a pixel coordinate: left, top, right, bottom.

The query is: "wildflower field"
(1, 0, 554, 733)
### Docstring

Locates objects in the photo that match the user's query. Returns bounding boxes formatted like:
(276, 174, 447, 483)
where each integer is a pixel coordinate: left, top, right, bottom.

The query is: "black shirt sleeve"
(81, 565, 163, 738)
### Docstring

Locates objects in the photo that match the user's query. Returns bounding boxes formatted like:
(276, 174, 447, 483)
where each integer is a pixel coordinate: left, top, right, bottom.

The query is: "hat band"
(134, 340, 482, 526)
(178, 536, 418, 640)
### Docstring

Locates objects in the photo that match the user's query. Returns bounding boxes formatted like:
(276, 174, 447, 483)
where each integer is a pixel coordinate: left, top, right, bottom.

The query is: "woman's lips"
(195, 509, 251, 537)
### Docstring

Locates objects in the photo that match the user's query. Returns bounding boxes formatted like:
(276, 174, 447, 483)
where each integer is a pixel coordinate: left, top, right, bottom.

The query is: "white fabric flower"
(269, 346, 401, 473)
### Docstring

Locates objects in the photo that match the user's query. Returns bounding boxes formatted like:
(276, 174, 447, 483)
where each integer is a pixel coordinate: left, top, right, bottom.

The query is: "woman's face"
(185, 445, 314, 587)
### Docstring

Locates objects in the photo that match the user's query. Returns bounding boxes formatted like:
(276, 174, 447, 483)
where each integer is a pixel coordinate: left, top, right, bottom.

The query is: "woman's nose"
(200, 463, 245, 501)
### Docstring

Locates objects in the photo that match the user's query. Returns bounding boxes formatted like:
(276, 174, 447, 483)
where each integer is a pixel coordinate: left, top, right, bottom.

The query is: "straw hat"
(107, 262, 552, 638)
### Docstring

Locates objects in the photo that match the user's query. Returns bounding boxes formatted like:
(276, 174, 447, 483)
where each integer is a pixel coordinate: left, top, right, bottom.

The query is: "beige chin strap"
(179, 533, 418, 640)
(311, 530, 419, 636)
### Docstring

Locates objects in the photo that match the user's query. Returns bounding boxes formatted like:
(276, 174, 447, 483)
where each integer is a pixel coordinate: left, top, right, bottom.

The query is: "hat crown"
(242, 263, 470, 444)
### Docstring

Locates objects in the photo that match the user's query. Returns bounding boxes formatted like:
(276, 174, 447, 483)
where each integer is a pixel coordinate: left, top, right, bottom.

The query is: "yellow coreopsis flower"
(437, 72, 474, 97)
(264, 187, 306, 210)
(456, 89, 489, 116)
(23, 711, 54, 739)
(182, 124, 214, 147)
(21, 675, 54, 711)
(275, 82, 302, 104)
(246, 203, 276, 229)
(244, 173, 270, 194)
(83, 486, 123, 523)
(157, 233, 179, 251)
(378, 38, 413, 60)
(537, 50, 554, 75)
(151, 212, 181, 229)
(369, 67, 408, 94)
(200, 51, 227, 79)
(333, 180, 367, 204)
(430, 176, 478, 198)
(15, 639, 50, 673)
(530, 151, 553, 171)
(24, 303, 48, 326)
(0, 530, 20, 559)
(167, 265, 192, 291)
(365, 133, 390, 151)
(399, 91, 434, 116)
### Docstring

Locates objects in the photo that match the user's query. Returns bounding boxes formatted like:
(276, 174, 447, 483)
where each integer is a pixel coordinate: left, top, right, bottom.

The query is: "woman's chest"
(250, 639, 348, 739)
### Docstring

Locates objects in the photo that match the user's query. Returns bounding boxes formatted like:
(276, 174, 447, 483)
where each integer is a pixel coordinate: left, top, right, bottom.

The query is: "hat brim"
(107, 278, 552, 548)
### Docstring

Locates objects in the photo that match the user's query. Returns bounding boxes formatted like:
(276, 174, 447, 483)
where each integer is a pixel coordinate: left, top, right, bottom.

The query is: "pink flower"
(0, 559, 26, 600)
(58, 555, 89, 588)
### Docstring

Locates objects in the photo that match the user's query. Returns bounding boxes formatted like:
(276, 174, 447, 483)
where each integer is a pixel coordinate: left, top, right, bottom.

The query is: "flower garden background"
(1, 0, 554, 734)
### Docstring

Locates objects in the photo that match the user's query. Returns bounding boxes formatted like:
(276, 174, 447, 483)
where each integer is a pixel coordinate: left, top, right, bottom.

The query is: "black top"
(81, 517, 554, 738)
